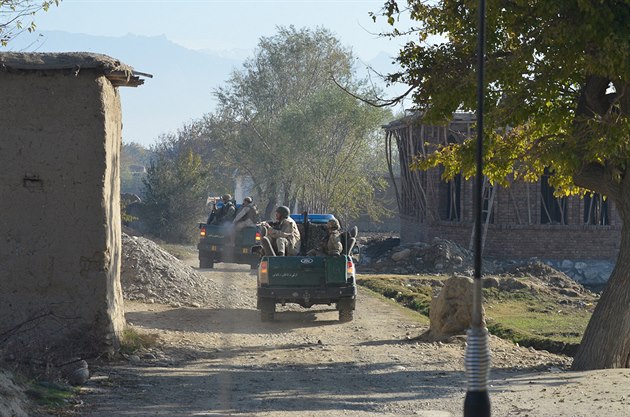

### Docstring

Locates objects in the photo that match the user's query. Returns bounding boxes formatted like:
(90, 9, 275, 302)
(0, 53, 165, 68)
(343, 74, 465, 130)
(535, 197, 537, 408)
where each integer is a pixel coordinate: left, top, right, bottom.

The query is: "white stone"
(583, 269, 599, 281)
(574, 262, 587, 271)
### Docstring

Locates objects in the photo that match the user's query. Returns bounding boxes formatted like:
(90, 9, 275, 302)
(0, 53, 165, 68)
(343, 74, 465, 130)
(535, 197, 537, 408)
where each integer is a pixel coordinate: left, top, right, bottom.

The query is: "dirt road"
(75, 259, 630, 417)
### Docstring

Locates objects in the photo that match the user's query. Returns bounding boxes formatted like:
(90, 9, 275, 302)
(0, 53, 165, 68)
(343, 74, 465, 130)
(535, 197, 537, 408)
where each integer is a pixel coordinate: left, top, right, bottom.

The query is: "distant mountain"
(6, 31, 242, 146)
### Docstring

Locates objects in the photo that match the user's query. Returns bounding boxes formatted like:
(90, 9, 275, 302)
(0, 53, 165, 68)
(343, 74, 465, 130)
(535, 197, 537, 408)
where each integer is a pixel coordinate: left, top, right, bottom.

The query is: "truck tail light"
(259, 261, 269, 284)
(255, 231, 261, 241)
(347, 261, 354, 275)
(200, 227, 206, 237)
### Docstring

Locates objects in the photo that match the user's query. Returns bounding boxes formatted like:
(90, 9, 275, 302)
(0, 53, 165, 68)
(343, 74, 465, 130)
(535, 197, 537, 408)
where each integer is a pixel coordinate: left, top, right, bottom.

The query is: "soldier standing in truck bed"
(262, 206, 300, 256)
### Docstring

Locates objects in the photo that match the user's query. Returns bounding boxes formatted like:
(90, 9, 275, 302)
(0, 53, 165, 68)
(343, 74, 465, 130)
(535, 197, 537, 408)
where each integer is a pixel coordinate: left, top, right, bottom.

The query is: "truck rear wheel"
(260, 299, 275, 322)
(339, 309, 354, 323)
(199, 255, 214, 269)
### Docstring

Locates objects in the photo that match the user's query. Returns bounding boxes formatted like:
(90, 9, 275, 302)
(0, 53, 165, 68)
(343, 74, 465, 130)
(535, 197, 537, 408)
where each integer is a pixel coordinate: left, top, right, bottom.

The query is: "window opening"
(443, 173, 462, 221)
(540, 169, 567, 224)
(584, 193, 609, 225)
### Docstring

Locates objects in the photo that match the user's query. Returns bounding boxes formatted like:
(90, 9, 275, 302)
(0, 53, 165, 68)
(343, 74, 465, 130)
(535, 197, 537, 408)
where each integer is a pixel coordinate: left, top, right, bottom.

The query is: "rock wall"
(0, 70, 125, 358)
(543, 259, 614, 288)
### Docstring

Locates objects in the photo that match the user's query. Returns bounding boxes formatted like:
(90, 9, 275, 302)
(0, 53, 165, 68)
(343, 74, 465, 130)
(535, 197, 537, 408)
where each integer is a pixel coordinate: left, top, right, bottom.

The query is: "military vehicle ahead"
(197, 201, 260, 269)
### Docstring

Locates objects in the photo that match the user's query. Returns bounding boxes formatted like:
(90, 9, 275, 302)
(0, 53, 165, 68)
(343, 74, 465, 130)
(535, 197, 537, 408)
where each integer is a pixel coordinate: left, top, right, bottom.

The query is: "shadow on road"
(126, 307, 342, 336)
(84, 360, 466, 416)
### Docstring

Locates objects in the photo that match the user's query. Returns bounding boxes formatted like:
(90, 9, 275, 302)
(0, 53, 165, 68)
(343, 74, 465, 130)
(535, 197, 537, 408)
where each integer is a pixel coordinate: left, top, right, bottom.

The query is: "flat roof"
(0, 52, 150, 87)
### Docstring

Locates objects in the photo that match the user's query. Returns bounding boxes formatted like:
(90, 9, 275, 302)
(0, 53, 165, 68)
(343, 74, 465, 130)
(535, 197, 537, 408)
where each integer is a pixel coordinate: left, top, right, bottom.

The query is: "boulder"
(391, 248, 412, 261)
(61, 359, 90, 386)
(429, 275, 480, 338)
(483, 276, 500, 288)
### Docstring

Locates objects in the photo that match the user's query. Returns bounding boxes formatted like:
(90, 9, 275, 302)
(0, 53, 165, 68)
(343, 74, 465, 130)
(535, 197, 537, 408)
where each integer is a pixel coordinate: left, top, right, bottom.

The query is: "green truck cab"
(255, 214, 357, 322)
(197, 223, 261, 269)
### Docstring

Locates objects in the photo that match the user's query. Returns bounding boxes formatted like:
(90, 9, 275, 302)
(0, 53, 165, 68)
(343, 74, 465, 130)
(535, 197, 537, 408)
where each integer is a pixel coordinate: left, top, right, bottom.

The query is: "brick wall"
(400, 176, 622, 261)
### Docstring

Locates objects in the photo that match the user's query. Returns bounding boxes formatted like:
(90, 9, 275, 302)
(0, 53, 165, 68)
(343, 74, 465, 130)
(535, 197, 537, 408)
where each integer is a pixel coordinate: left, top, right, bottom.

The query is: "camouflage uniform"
(268, 216, 301, 256)
(307, 219, 343, 256)
(233, 198, 258, 230)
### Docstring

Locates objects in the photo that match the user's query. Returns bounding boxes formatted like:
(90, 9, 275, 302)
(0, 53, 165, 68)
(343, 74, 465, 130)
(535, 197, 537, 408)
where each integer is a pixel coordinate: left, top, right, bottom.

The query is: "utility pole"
(463, 0, 491, 416)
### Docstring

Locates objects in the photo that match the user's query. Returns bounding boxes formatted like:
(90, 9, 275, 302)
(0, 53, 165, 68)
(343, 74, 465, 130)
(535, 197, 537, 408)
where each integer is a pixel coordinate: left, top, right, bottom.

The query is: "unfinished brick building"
(383, 112, 621, 263)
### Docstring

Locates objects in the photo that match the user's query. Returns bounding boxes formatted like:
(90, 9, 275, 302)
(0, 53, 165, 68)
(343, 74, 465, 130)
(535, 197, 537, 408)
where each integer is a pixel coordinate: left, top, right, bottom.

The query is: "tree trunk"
(572, 215, 630, 370)
(263, 182, 278, 220)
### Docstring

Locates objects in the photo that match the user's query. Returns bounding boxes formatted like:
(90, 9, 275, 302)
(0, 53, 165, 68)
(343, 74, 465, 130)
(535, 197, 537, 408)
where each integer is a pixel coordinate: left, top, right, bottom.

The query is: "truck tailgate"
(266, 256, 349, 287)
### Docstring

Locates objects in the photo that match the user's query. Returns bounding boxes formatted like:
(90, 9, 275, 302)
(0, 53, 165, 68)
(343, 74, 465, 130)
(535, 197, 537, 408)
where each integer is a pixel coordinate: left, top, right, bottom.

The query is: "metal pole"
(463, 0, 491, 416)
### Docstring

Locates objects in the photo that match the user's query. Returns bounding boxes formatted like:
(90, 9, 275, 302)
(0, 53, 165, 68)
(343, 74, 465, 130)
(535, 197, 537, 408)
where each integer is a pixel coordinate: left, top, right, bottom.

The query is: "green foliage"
(357, 275, 434, 316)
(0, 1, 61, 46)
(121, 142, 151, 195)
(140, 125, 212, 243)
(278, 87, 391, 218)
(120, 328, 160, 355)
(376, 1, 630, 201)
(26, 380, 78, 410)
(206, 26, 392, 218)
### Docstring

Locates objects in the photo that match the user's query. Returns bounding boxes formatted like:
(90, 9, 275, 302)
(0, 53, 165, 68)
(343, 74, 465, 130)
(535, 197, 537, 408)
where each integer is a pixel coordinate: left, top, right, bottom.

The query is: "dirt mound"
(121, 233, 247, 309)
(503, 260, 591, 296)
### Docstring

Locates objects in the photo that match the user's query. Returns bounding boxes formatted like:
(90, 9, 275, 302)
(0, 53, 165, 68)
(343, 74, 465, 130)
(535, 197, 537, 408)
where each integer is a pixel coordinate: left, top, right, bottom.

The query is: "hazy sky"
(32, 0, 409, 61)
(14, 0, 414, 145)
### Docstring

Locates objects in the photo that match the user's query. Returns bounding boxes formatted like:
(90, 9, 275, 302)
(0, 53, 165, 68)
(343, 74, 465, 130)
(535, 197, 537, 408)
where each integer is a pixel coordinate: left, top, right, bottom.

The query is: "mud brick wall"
(0, 69, 125, 357)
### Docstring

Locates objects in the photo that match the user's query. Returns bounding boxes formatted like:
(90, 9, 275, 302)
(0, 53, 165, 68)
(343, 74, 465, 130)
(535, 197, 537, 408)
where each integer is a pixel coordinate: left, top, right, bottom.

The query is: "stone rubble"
(358, 236, 497, 275)
(358, 235, 612, 289)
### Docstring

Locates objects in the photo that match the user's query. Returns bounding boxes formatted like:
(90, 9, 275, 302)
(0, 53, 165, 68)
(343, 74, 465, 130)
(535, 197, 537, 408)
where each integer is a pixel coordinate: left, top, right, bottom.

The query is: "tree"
(278, 86, 389, 219)
(0, 1, 60, 46)
(141, 123, 213, 243)
(209, 26, 390, 219)
(121, 142, 151, 195)
(375, 0, 630, 369)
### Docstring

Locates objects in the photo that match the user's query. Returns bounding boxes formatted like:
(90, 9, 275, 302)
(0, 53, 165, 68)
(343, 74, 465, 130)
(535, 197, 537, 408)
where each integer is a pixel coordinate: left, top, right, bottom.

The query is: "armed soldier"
(233, 197, 258, 231)
(261, 206, 300, 256)
(307, 218, 343, 257)
(209, 194, 236, 225)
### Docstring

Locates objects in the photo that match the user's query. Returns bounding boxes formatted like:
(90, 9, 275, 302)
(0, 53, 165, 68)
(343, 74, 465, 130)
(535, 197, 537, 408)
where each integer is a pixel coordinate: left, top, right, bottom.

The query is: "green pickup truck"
(197, 223, 260, 269)
(255, 214, 357, 322)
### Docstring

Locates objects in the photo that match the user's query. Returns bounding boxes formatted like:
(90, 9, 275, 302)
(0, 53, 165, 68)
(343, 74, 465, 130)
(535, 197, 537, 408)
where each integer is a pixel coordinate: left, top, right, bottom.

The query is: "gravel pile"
(121, 233, 249, 309)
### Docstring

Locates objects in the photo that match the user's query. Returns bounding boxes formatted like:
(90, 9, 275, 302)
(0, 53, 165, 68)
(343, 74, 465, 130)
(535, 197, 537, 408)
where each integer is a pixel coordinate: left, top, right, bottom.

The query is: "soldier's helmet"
(243, 196, 253, 204)
(222, 194, 232, 202)
(327, 218, 340, 231)
(275, 206, 290, 219)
